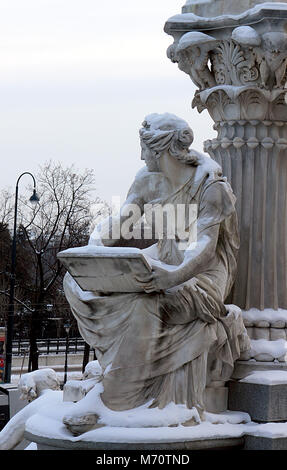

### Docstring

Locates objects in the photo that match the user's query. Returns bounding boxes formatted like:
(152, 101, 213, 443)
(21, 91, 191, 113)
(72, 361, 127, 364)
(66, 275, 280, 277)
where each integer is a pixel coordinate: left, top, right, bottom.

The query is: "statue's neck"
(159, 151, 195, 191)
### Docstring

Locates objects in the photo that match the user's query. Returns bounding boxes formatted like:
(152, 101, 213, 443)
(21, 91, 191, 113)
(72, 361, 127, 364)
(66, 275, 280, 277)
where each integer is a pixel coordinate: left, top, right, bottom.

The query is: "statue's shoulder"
(128, 167, 169, 202)
(194, 152, 223, 180)
(197, 162, 236, 218)
(134, 166, 165, 182)
(190, 152, 224, 193)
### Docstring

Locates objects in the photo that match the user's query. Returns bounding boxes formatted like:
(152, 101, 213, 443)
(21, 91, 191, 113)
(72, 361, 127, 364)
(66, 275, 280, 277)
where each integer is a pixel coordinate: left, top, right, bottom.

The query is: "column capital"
(165, 3, 287, 114)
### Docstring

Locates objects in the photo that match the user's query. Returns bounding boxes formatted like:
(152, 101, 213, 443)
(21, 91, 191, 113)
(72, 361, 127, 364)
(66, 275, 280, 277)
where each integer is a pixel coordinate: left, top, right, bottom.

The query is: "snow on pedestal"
(21, 384, 287, 449)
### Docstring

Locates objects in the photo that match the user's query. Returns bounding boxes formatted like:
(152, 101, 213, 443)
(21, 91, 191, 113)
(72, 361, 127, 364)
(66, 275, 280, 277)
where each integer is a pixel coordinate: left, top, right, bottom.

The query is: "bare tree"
(13, 160, 108, 370)
(0, 190, 13, 230)
(0, 192, 15, 325)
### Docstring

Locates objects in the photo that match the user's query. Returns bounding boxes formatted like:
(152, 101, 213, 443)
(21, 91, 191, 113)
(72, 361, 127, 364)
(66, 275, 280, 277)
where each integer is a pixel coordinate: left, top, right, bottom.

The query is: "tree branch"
(0, 290, 34, 312)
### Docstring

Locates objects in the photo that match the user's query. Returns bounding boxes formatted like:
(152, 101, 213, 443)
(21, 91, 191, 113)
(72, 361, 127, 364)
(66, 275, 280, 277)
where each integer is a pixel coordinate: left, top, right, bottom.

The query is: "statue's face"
(140, 141, 150, 161)
(140, 141, 160, 172)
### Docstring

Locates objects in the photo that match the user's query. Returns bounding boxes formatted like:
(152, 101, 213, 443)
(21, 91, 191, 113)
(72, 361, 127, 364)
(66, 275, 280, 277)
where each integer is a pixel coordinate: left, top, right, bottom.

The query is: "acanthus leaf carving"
(168, 27, 287, 94)
(214, 40, 245, 86)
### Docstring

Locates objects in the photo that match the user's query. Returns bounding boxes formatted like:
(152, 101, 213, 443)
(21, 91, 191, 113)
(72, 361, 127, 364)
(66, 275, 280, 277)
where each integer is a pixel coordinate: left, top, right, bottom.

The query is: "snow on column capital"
(182, 0, 287, 16)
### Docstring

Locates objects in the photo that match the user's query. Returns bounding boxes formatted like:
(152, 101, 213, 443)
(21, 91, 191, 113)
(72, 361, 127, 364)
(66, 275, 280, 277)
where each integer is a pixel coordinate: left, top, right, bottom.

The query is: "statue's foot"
(181, 405, 205, 427)
(63, 413, 105, 436)
(181, 417, 199, 427)
(195, 404, 205, 421)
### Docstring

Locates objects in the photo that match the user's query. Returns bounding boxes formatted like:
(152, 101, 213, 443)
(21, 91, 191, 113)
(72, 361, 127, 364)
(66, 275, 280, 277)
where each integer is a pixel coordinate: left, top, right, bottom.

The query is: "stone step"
(232, 360, 287, 380)
(228, 371, 287, 422)
(244, 434, 287, 450)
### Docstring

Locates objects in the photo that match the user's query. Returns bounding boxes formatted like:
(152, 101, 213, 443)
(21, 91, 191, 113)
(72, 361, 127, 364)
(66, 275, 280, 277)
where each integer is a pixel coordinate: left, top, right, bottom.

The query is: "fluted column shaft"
(206, 118, 287, 310)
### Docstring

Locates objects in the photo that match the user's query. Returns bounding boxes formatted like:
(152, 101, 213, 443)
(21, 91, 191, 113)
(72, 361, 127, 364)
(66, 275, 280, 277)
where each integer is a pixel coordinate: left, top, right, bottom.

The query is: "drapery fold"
(64, 169, 250, 412)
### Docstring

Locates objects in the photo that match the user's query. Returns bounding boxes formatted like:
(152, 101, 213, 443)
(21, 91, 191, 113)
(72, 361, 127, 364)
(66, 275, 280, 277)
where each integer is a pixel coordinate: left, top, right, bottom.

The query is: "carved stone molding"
(168, 31, 287, 95)
(165, 3, 287, 313)
(193, 87, 287, 123)
(182, 0, 284, 17)
(165, 4, 287, 95)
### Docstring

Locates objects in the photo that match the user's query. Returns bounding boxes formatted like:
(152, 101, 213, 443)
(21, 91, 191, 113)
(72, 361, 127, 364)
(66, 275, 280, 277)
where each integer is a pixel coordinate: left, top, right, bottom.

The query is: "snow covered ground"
(22, 370, 287, 450)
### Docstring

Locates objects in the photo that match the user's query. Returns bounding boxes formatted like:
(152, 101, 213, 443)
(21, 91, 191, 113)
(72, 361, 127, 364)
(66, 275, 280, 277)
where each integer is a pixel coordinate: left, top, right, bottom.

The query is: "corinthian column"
(165, 2, 287, 363)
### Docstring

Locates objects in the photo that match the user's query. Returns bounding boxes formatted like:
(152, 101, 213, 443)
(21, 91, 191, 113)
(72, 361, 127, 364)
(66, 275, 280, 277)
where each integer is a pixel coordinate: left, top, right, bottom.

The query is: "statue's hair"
(139, 113, 197, 165)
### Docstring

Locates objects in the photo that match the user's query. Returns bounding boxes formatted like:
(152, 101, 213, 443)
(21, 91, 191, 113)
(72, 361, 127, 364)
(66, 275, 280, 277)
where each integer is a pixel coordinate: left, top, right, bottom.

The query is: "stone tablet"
(57, 246, 153, 293)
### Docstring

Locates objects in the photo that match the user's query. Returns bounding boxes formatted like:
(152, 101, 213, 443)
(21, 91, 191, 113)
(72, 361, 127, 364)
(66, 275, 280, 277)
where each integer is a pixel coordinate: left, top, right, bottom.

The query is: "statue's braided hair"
(139, 113, 197, 165)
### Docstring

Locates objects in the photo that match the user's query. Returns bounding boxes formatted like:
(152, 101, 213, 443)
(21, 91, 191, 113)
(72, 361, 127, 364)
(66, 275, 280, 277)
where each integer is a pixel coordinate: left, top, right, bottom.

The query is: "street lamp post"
(63, 321, 71, 385)
(4, 172, 39, 383)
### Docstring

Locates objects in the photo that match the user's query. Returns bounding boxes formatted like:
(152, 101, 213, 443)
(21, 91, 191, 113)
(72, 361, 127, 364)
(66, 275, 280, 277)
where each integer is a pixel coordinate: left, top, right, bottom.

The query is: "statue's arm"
(134, 180, 235, 292)
(168, 180, 235, 286)
(170, 225, 219, 285)
(89, 176, 145, 247)
(134, 225, 219, 292)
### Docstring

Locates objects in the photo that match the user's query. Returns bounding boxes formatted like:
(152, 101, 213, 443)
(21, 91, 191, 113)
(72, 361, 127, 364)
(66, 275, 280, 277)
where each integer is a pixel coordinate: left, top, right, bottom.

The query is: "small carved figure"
(0, 369, 61, 450)
(258, 55, 270, 89)
(260, 32, 287, 89)
(275, 57, 287, 89)
(18, 368, 60, 402)
(175, 32, 217, 90)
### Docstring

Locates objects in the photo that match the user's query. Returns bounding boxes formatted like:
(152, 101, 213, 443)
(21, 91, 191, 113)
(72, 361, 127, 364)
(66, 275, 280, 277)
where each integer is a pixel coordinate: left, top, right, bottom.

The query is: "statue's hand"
(134, 265, 178, 293)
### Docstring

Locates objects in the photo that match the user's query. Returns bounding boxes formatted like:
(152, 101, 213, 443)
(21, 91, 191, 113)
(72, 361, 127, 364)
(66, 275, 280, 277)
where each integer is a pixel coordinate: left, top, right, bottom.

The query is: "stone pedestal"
(233, 360, 287, 380)
(0, 383, 27, 420)
(229, 380, 287, 422)
(24, 431, 245, 451)
(204, 386, 228, 414)
(244, 435, 287, 450)
(228, 371, 287, 449)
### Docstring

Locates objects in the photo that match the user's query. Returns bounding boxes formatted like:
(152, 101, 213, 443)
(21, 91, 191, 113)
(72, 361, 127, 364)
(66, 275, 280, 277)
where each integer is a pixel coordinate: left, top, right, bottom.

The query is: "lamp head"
(29, 189, 40, 205)
(64, 321, 71, 334)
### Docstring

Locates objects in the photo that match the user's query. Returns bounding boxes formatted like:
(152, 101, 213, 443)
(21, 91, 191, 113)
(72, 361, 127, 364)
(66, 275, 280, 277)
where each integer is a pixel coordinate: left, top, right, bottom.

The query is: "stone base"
(0, 383, 28, 430)
(24, 431, 245, 451)
(228, 380, 287, 422)
(232, 360, 287, 380)
(244, 435, 287, 450)
(203, 387, 228, 414)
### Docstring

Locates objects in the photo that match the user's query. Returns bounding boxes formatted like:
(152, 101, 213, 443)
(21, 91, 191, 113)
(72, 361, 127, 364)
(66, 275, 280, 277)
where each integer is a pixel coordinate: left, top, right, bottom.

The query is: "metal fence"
(12, 337, 86, 356)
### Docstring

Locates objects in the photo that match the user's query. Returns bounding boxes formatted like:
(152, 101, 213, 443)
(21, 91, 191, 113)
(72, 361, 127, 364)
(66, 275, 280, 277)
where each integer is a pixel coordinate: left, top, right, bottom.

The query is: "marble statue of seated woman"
(62, 112, 250, 435)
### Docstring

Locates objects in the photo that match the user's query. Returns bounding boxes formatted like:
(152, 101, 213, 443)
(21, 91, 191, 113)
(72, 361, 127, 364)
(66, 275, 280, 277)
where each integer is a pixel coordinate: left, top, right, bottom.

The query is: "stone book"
(57, 245, 153, 293)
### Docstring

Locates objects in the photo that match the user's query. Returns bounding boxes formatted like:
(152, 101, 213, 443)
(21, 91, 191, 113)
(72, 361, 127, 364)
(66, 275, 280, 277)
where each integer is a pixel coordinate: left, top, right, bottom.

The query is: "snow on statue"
(0, 114, 250, 447)
(0, 369, 61, 450)
(60, 112, 250, 435)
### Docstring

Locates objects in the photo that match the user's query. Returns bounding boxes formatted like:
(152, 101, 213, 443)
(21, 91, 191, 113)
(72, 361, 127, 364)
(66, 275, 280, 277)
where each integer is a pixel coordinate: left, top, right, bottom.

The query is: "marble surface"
(60, 113, 249, 435)
(165, 3, 287, 313)
(182, 0, 287, 17)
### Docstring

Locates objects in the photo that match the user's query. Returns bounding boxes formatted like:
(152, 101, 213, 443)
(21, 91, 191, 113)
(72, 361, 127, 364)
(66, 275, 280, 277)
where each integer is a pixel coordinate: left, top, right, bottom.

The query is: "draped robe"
(64, 161, 250, 412)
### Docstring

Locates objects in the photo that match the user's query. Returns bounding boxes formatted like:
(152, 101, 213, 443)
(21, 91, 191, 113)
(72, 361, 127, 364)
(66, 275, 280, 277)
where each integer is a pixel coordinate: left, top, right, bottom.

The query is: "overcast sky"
(0, 0, 215, 204)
